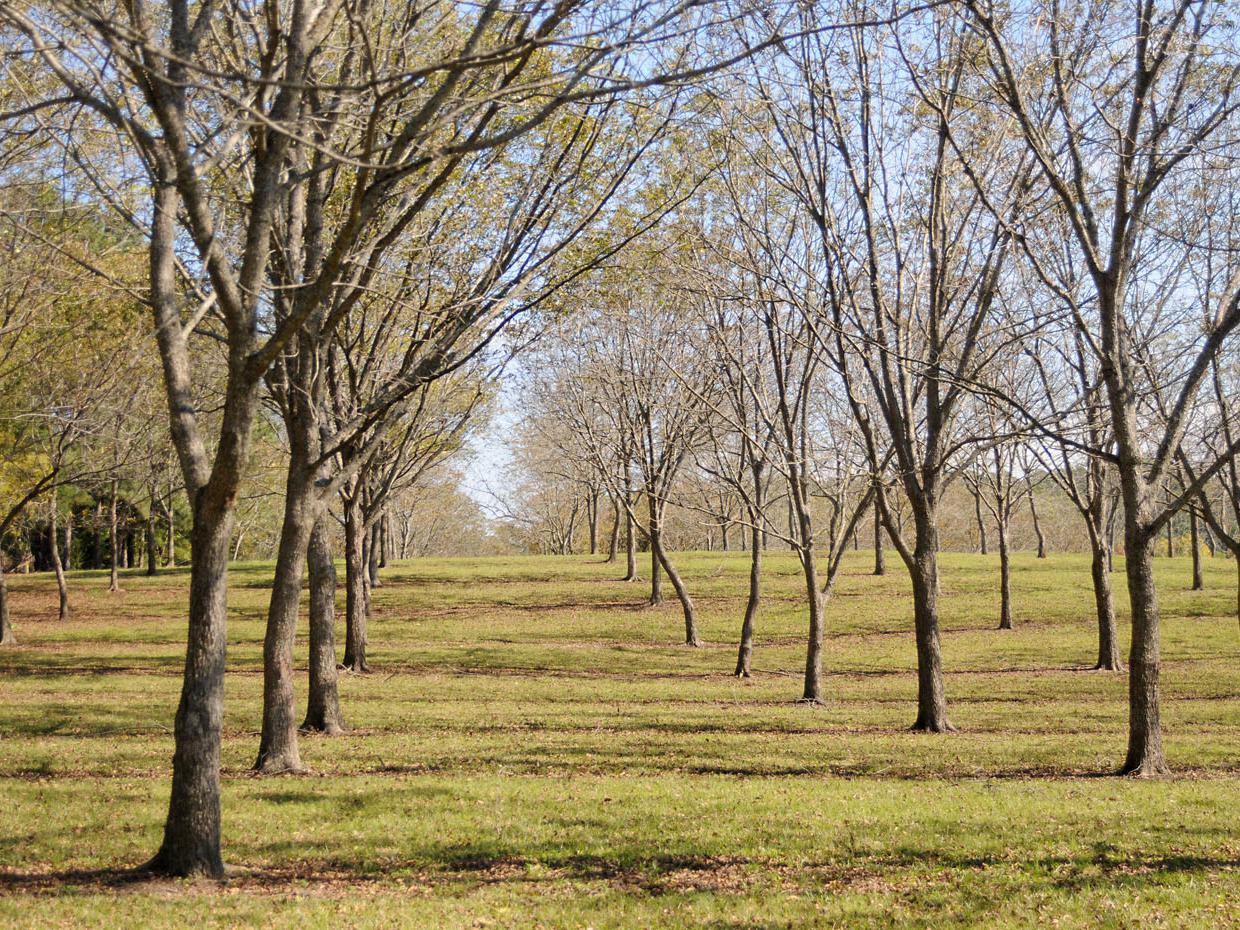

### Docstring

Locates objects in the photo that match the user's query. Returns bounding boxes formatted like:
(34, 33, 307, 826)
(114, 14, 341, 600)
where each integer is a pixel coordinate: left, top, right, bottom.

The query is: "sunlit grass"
(1, 550, 1237, 927)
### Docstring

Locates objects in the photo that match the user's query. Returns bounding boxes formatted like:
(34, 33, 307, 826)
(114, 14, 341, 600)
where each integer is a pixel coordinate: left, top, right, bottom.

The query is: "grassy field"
(1, 549, 1238, 928)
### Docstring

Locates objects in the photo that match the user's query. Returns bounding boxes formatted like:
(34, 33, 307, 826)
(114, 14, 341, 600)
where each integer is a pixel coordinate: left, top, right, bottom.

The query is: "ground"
(0, 549, 1237, 929)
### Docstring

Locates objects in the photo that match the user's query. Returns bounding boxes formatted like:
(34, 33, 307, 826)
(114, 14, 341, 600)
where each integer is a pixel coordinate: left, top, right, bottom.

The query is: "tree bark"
(1121, 529, 1169, 775)
(342, 493, 369, 672)
(108, 478, 120, 592)
(587, 488, 599, 555)
(736, 469, 764, 678)
(1028, 486, 1047, 559)
(909, 522, 952, 732)
(368, 519, 382, 589)
(254, 445, 315, 773)
(146, 494, 159, 576)
(1088, 528, 1123, 671)
(605, 499, 620, 563)
(973, 485, 988, 555)
(302, 515, 344, 734)
(799, 547, 826, 703)
(652, 528, 698, 646)
(873, 501, 885, 576)
(0, 560, 13, 645)
(166, 492, 176, 567)
(49, 485, 69, 620)
(145, 497, 234, 878)
(997, 522, 1013, 630)
(1190, 511, 1203, 590)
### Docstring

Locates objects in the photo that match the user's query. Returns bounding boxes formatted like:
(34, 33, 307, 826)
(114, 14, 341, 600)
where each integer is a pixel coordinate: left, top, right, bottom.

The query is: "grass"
(0, 548, 1237, 928)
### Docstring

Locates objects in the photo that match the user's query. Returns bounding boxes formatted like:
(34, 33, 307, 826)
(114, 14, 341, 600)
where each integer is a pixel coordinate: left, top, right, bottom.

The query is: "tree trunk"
(109, 478, 120, 592)
(799, 546, 826, 703)
(0, 560, 13, 645)
(1089, 528, 1122, 671)
(63, 508, 72, 571)
(647, 496, 663, 605)
(973, 486, 988, 555)
(588, 489, 599, 555)
(1121, 529, 1169, 775)
(146, 496, 159, 576)
(1028, 486, 1047, 558)
(623, 505, 637, 581)
(873, 501, 885, 576)
(166, 493, 176, 567)
(1166, 519, 1175, 558)
(254, 451, 315, 774)
(49, 485, 69, 620)
(145, 498, 234, 878)
(368, 519, 382, 589)
(997, 521, 1013, 630)
(91, 500, 102, 570)
(1190, 511, 1203, 590)
(606, 500, 620, 563)
(342, 494, 369, 672)
(652, 528, 698, 646)
(735, 503, 762, 678)
(302, 515, 344, 735)
(909, 523, 952, 732)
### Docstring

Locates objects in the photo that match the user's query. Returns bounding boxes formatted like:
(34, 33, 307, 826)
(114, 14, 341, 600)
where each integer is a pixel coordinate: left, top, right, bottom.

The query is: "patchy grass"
(0, 550, 1238, 928)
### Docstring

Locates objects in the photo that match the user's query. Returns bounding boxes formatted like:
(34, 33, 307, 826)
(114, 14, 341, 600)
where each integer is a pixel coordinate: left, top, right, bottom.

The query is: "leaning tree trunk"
(997, 519, 1013, 630)
(342, 494, 369, 672)
(652, 530, 699, 646)
(49, 486, 69, 620)
(1028, 487, 1047, 559)
(109, 478, 120, 592)
(145, 496, 234, 878)
(909, 518, 952, 732)
(1121, 524, 1169, 776)
(1088, 525, 1123, 671)
(735, 510, 762, 678)
(0, 560, 13, 645)
(302, 515, 344, 734)
(647, 498, 664, 606)
(1190, 511, 1203, 591)
(254, 449, 316, 774)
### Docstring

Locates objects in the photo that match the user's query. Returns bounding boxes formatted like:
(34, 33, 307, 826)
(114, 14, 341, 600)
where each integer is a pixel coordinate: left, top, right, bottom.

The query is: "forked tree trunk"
(342, 494, 369, 672)
(652, 529, 698, 646)
(997, 521, 1013, 630)
(145, 498, 234, 878)
(109, 479, 120, 592)
(49, 487, 69, 620)
(1121, 528, 1168, 775)
(1190, 511, 1203, 590)
(909, 519, 952, 732)
(1088, 527, 1123, 671)
(302, 515, 344, 734)
(254, 446, 316, 774)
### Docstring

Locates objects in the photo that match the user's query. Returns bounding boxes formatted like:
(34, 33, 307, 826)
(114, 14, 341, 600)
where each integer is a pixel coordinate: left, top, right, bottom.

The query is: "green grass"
(1, 549, 1237, 928)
